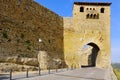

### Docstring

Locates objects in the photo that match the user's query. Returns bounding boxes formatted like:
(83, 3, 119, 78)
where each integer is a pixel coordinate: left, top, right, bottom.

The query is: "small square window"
(101, 8, 105, 13)
(80, 7, 84, 12)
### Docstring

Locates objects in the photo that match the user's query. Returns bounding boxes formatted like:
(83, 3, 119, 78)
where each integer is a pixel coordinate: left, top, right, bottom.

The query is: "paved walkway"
(0, 68, 109, 80)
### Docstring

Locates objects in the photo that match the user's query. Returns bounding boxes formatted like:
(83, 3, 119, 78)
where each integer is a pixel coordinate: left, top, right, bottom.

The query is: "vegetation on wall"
(25, 40, 31, 46)
(2, 31, 8, 39)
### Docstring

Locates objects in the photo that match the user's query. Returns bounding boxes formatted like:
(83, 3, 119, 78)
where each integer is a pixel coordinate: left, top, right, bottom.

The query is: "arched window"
(80, 7, 84, 12)
(86, 8, 89, 10)
(93, 14, 96, 19)
(86, 14, 89, 19)
(90, 14, 93, 18)
(101, 8, 105, 13)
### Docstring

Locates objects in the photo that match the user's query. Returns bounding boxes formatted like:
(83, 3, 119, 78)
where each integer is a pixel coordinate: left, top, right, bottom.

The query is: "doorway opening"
(81, 43, 100, 67)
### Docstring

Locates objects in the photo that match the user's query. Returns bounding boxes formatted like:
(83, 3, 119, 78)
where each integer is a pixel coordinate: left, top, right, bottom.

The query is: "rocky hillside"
(0, 0, 63, 68)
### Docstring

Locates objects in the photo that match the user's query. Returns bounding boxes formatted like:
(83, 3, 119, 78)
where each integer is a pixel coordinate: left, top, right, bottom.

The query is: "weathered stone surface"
(81, 46, 93, 66)
(0, 0, 112, 71)
(64, 2, 111, 69)
(0, 63, 38, 72)
(38, 51, 50, 69)
(38, 51, 64, 69)
(0, 0, 64, 68)
(0, 56, 38, 66)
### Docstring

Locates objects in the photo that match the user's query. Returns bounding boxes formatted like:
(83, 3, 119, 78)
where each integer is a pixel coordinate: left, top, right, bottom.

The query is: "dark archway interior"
(81, 43, 100, 68)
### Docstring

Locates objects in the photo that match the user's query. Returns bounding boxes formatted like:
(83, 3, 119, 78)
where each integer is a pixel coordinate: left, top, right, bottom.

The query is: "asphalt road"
(0, 68, 109, 80)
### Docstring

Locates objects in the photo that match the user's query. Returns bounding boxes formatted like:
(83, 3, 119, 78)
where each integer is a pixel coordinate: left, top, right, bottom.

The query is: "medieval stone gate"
(64, 2, 111, 69)
(0, 1, 111, 70)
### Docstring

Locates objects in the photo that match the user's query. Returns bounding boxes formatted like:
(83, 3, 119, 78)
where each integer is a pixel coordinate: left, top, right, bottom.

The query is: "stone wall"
(81, 46, 93, 66)
(64, 3, 111, 69)
(0, 0, 64, 66)
(63, 17, 73, 29)
(0, 1, 111, 70)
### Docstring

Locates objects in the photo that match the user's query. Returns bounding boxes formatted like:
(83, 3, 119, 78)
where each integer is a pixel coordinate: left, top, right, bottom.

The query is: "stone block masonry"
(64, 2, 111, 69)
(0, 0, 64, 68)
(0, 1, 112, 70)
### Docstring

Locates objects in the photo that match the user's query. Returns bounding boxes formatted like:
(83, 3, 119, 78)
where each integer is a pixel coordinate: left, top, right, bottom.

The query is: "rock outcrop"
(0, 63, 38, 72)
(0, 56, 38, 66)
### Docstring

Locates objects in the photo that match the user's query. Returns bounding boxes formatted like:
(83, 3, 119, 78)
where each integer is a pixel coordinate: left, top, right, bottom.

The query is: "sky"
(35, 0, 120, 63)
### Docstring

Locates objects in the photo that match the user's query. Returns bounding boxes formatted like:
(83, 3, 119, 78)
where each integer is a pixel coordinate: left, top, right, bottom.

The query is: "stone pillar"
(96, 50, 102, 68)
(38, 51, 50, 69)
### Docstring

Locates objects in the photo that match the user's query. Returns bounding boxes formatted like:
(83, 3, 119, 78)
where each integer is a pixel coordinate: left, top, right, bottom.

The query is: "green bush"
(114, 69, 120, 80)
(25, 40, 31, 46)
(27, 46, 31, 50)
(2, 31, 8, 38)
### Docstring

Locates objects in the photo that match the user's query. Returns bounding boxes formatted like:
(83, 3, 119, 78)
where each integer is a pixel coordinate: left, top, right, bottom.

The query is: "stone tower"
(64, 2, 111, 69)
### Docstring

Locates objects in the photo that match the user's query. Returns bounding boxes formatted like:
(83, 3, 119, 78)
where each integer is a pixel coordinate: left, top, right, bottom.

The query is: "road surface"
(0, 68, 111, 80)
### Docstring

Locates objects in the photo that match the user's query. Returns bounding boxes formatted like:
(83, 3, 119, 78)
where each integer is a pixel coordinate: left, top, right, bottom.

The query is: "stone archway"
(81, 42, 100, 67)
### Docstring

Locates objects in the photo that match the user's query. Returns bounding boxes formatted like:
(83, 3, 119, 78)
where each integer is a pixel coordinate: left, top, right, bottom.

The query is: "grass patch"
(113, 69, 120, 80)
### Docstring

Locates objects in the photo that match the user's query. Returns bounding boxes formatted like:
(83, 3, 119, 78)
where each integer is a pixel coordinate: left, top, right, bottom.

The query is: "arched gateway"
(81, 43, 100, 67)
(64, 2, 111, 69)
